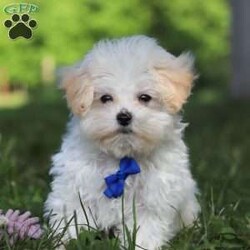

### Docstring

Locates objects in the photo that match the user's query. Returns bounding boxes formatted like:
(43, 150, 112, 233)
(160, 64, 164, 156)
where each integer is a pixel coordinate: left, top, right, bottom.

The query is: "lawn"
(0, 86, 249, 249)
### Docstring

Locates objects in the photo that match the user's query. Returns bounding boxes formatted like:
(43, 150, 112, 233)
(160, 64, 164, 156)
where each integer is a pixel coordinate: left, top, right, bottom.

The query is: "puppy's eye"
(100, 94, 113, 103)
(138, 94, 152, 103)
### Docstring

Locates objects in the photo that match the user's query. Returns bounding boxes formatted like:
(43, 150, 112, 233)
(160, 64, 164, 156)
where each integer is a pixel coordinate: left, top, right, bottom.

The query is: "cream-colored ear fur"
(153, 52, 196, 113)
(59, 65, 94, 116)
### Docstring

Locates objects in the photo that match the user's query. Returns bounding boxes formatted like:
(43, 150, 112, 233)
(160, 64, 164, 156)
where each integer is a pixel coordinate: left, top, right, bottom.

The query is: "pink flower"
(0, 209, 43, 244)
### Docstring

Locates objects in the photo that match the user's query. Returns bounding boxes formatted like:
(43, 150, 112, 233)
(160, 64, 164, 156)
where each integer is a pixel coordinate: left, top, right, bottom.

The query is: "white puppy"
(44, 35, 200, 250)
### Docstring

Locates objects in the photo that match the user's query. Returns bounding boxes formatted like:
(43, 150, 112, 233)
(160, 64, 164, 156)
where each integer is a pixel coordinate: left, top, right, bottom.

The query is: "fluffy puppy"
(44, 35, 200, 250)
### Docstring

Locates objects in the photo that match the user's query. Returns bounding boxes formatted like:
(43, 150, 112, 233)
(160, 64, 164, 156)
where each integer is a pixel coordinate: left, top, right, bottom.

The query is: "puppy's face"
(81, 70, 173, 157)
(60, 36, 195, 158)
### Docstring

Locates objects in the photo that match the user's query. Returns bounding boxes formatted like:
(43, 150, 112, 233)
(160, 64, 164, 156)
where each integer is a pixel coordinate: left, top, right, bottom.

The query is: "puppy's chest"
(79, 157, 147, 199)
(83, 158, 180, 209)
(76, 157, 184, 222)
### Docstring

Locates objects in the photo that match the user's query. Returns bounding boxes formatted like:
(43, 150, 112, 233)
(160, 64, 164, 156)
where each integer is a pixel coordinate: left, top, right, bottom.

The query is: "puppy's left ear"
(58, 64, 94, 116)
(153, 52, 197, 113)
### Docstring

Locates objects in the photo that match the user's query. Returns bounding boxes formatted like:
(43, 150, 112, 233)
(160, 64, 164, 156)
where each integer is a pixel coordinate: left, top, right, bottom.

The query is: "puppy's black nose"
(116, 111, 132, 126)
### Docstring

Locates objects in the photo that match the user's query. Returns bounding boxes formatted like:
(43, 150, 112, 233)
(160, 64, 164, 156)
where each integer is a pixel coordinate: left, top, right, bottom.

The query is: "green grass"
(0, 86, 249, 249)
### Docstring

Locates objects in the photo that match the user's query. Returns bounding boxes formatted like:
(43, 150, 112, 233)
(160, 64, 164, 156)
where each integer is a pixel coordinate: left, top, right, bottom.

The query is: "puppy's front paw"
(55, 244, 66, 250)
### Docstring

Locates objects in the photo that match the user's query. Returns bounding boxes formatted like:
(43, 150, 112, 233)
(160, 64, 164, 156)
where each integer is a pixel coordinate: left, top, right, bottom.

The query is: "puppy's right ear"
(58, 64, 94, 116)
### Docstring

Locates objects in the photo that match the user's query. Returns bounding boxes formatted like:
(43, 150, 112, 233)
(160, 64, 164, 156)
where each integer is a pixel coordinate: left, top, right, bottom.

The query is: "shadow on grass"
(0, 86, 68, 216)
(184, 94, 250, 215)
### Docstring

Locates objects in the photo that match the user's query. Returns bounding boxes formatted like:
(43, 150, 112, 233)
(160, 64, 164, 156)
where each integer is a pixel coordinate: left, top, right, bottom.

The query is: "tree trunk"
(231, 0, 250, 98)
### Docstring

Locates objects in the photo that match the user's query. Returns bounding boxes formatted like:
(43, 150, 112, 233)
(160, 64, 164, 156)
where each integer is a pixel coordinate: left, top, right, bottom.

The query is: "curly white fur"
(44, 35, 200, 250)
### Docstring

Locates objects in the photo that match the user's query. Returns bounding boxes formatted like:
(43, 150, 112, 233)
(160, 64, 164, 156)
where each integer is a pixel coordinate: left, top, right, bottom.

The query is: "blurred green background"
(0, 0, 229, 89)
(0, 0, 249, 249)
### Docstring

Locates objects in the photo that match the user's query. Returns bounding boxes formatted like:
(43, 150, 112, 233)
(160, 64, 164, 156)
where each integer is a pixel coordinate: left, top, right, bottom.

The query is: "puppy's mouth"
(117, 127, 133, 134)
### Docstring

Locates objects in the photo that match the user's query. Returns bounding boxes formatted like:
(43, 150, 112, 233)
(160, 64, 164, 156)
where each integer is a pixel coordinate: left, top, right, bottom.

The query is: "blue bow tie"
(104, 157, 141, 198)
